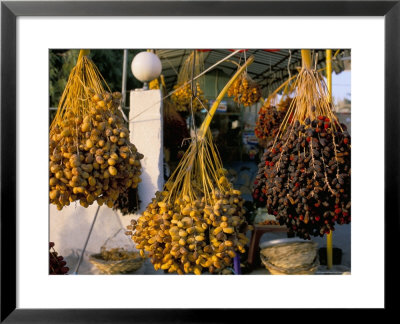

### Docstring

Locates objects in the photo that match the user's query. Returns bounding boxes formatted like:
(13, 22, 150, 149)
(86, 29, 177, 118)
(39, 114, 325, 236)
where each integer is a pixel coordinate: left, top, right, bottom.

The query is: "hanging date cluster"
(253, 114, 351, 239)
(255, 97, 292, 147)
(49, 242, 69, 275)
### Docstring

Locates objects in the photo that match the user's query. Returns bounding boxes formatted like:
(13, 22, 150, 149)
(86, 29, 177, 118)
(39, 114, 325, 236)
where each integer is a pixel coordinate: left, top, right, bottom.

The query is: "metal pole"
(121, 49, 128, 108)
(73, 205, 101, 274)
(233, 255, 241, 274)
(118, 49, 129, 123)
(326, 49, 333, 270)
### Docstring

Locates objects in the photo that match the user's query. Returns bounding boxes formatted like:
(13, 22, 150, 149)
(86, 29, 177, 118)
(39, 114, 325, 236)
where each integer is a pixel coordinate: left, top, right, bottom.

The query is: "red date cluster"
(49, 242, 69, 275)
(253, 115, 351, 239)
(255, 106, 286, 147)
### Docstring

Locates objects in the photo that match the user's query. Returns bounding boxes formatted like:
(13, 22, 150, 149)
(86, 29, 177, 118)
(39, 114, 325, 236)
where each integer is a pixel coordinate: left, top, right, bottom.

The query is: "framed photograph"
(1, 0, 398, 322)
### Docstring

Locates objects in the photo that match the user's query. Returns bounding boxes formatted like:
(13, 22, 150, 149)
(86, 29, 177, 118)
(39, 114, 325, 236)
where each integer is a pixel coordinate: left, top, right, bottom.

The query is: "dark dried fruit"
(252, 115, 351, 240)
(255, 98, 292, 147)
(49, 242, 69, 275)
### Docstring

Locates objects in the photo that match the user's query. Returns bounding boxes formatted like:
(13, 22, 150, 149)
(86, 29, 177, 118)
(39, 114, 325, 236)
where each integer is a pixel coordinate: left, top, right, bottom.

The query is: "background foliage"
(49, 49, 144, 123)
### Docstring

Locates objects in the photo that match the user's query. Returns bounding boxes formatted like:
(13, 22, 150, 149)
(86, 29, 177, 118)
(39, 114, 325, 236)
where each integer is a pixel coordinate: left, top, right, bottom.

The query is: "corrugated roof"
(154, 49, 350, 97)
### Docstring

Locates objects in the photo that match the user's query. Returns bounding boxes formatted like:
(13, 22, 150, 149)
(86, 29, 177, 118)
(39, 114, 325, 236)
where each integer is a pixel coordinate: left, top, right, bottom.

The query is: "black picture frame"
(1, 0, 398, 322)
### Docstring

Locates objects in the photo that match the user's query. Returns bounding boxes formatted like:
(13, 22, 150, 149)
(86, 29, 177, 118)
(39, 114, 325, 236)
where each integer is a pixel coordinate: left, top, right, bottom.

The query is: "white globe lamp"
(131, 51, 162, 90)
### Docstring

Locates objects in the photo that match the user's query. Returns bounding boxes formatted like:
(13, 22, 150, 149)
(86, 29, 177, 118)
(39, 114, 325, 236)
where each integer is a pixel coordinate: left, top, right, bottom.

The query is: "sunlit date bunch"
(127, 183, 252, 275)
(49, 91, 143, 210)
(171, 82, 208, 113)
(228, 74, 261, 107)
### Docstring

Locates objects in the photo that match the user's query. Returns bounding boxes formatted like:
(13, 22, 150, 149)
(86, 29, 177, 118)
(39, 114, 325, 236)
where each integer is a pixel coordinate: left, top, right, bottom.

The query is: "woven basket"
(89, 252, 144, 275)
(260, 240, 319, 275)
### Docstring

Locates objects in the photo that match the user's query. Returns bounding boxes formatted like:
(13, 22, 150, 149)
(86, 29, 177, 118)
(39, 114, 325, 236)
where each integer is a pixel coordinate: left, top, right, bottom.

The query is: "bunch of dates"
(253, 114, 351, 239)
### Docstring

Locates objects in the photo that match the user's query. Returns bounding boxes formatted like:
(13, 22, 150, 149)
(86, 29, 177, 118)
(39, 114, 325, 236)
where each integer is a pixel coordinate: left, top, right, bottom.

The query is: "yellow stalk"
(301, 49, 312, 69)
(326, 49, 333, 104)
(326, 49, 333, 270)
(78, 49, 90, 61)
